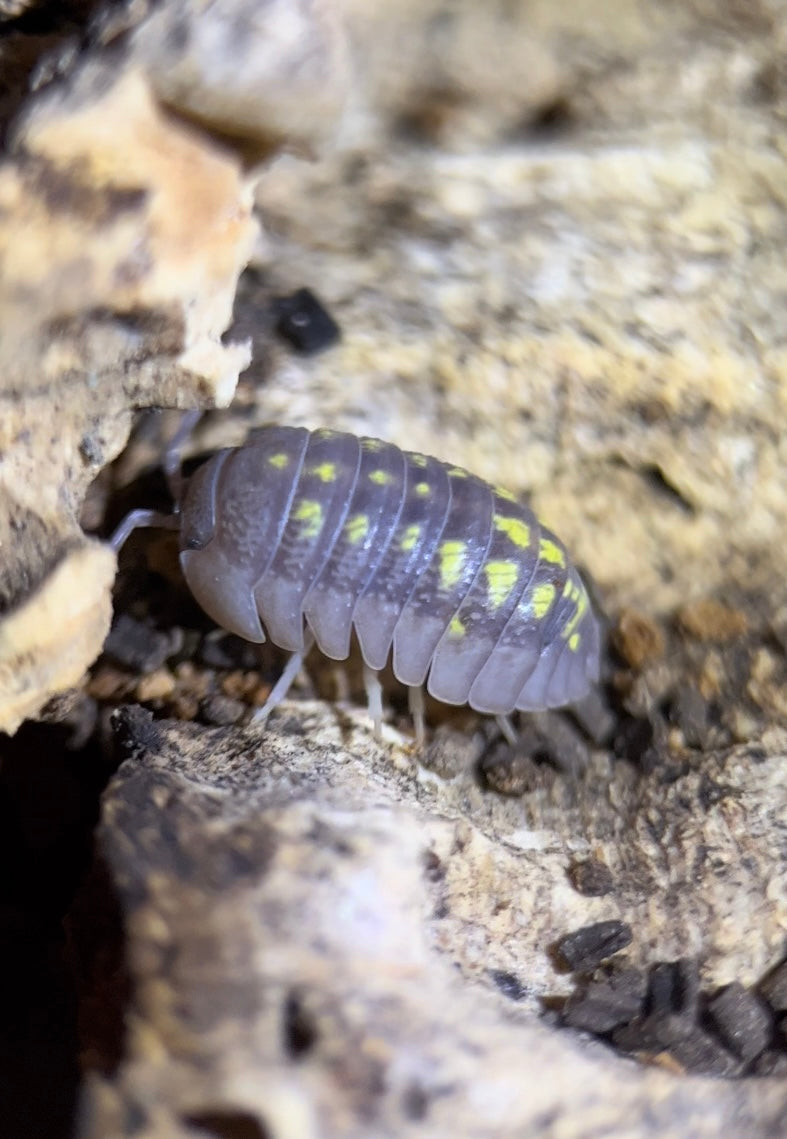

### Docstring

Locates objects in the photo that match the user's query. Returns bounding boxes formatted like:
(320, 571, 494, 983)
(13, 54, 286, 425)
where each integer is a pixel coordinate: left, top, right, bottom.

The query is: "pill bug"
(114, 425, 601, 739)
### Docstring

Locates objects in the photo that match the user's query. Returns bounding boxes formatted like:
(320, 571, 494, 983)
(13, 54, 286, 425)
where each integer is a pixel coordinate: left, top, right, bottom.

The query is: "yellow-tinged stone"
(0, 542, 116, 735)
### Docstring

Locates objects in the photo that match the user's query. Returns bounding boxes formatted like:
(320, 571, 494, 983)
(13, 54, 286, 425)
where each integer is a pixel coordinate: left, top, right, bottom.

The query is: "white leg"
(363, 664, 384, 741)
(408, 686, 426, 747)
(164, 409, 203, 506)
(495, 714, 518, 747)
(109, 508, 179, 552)
(252, 632, 315, 724)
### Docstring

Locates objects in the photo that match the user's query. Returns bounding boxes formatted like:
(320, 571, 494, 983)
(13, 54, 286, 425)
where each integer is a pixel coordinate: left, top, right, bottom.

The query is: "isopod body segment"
(178, 426, 601, 717)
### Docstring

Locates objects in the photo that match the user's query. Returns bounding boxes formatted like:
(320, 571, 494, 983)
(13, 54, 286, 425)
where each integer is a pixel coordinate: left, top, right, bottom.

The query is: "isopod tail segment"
(108, 417, 603, 746)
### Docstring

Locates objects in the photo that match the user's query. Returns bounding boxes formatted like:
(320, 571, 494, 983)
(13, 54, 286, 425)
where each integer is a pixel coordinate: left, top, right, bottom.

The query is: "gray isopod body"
(177, 426, 600, 723)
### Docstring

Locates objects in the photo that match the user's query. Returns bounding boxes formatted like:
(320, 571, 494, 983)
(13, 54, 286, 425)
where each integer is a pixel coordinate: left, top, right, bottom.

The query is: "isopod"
(112, 424, 601, 740)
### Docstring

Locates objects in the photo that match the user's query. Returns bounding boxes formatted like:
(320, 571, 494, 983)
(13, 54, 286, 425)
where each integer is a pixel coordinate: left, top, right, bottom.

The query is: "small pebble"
(568, 858, 614, 897)
(707, 982, 772, 1063)
(87, 665, 134, 702)
(170, 693, 200, 720)
(198, 631, 260, 671)
(422, 726, 482, 780)
(479, 738, 541, 796)
(556, 920, 633, 972)
(676, 599, 748, 642)
(613, 610, 665, 669)
(221, 670, 263, 702)
(135, 668, 176, 702)
(670, 684, 710, 749)
(199, 694, 247, 727)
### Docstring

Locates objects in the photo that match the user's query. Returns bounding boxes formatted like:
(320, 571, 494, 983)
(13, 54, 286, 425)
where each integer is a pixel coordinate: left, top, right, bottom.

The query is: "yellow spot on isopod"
(309, 461, 337, 483)
(438, 540, 467, 591)
(415, 482, 431, 497)
(531, 582, 555, 620)
(568, 633, 580, 651)
(449, 615, 466, 637)
(447, 466, 468, 478)
(293, 499, 323, 538)
(409, 453, 428, 467)
(369, 469, 393, 486)
(484, 560, 519, 610)
(363, 438, 384, 451)
(539, 538, 566, 568)
(268, 452, 289, 469)
(493, 514, 530, 549)
(495, 485, 517, 502)
(345, 513, 369, 544)
(561, 579, 589, 641)
(400, 524, 421, 552)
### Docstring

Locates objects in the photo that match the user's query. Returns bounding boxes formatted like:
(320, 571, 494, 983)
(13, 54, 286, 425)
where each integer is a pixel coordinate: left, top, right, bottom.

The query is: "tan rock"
(0, 542, 115, 735)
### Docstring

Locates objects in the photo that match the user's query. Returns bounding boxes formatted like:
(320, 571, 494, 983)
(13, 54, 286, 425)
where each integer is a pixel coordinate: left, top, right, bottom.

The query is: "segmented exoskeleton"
(153, 426, 601, 737)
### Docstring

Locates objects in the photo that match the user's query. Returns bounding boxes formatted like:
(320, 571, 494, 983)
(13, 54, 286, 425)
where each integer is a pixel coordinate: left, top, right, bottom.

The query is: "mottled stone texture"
(1, 0, 786, 1136)
(0, 0, 350, 732)
(75, 711, 787, 1139)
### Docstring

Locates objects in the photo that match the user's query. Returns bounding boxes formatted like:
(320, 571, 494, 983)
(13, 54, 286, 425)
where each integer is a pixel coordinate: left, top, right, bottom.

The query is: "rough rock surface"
(74, 710, 787, 1139)
(0, 0, 352, 732)
(1, 1, 786, 1137)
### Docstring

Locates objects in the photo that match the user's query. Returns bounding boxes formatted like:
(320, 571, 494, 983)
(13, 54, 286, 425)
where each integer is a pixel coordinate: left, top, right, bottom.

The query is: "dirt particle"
(612, 609, 665, 669)
(676, 599, 748, 642)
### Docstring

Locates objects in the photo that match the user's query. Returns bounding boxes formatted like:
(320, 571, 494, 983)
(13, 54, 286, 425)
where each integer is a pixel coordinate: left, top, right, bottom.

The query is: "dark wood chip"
(759, 961, 787, 1012)
(568, 857, 615, 897)
(646, 959, 699, 1019)
(751, 1050, 787, 1077)
(562, 966, 646, 1033)
(613, 1014, 741, 1077)
(707, 982, 773, 1063)
(556, 920, 633, 972)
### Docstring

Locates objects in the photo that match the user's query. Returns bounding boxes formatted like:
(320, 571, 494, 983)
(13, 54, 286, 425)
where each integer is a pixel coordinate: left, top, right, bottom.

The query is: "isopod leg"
(164, 409, 203, 506)
(109, 508, 179, 553)
(408, 686, 426, 748)
(363, 663, 384, 741)
(495, 714, 518, 748)
(252, 631, 315, 725)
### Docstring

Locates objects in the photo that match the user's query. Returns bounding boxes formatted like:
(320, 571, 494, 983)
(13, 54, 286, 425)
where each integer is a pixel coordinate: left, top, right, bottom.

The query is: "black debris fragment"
(273, 287, 341, 355)
(751, 1051, 787, 1077)
(613, 1015, 740, 1077)
(489, 969, 528, 1002)
(104, 612, 183, 672)
(562, 966, 646, 1034)
(529, 710, 591, 775)
(479, 732, 542, 796)
(706, 982, 772, 1063)
(670, 684, 711, 749)
(759, 961, 787, 1012)
(556, 920, 633, 972)
(198, 631, 261, 671)
(568, 858, 615, 897)
(646, 958, 700, 1020)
